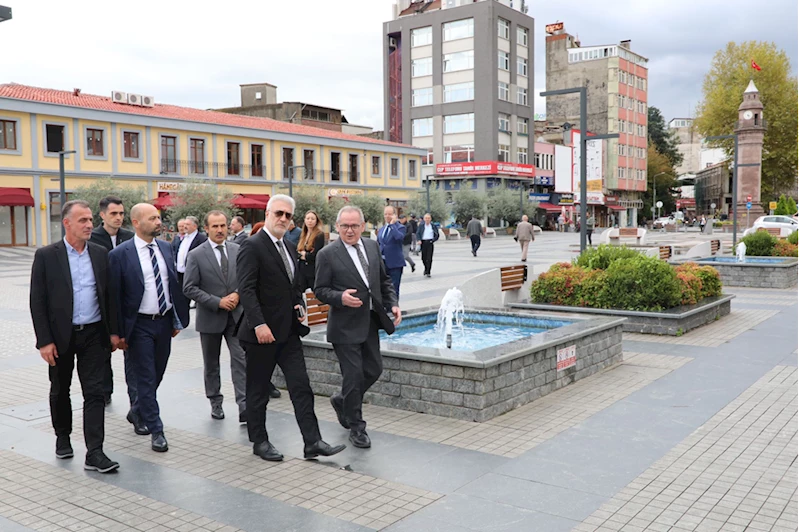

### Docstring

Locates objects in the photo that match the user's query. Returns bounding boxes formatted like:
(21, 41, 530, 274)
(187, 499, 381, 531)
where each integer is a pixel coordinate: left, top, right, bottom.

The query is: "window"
(518, 147, 528, 164)
(303, 149, 315, 180)
(330, 152, 341, 181)
(498, 51, 509, 71)
(45, 124, 65, 153)
(372, 155, 381, 175)
(227, 142, 240, 176)
(390, 158, 399, 179)
(412, 118, 433, 137)
(411, 26, 432, 47)
(409, 160, 417, 179)
(517, 87, 528, 106)
(444, 145, 475, 163)
(160, 136, 176, 173)
(423, 149, 434, 165)
(348, 154, 358, 182)
(618, 144, 626, 156)
(498, 81, 510, 101)
(517, 27, 528, 47)
(190, 139, 205, 174)
(518, 118, 529, 135)
(412, 57, 432, 77)
(498, 144, 510, 162)
(123, 131, 139, 159)
(301, 109, 331, 122)
(443, 18, 473, 41)
(412, 87, 433, 107)
(251, 145, 263, 177)
(443, 50, 474, 72)
(497, 18, 510, 40)
(498, 113, 510, 132)
(444, 82, 474, 103)
(517, 57, 528, 77)
(282, 147, 294, 180)
(443, 113, 474, 134)
(86, 129, 105, 157)
(0, 120, 16, 150)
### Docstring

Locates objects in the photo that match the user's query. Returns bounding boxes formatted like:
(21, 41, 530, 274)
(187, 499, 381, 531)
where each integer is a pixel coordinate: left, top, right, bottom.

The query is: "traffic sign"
(747, 195, 752, 202)
(656, 201, 663, 208)
(746, 201, 752, 210)
(710, 203, 717, 209)
(769, 201, 778, 210)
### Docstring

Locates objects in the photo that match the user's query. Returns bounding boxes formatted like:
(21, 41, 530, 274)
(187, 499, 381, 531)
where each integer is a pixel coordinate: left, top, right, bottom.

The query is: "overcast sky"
(2, 0, 796, 131)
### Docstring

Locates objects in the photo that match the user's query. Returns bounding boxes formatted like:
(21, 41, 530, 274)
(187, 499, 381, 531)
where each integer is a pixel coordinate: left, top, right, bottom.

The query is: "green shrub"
(675, 262, 722, 298)
(573, 244, 642, 270)
(787, 230, 798, 245)
(740, 231, 777, 256)
(773, 240, 799, 257)
(601, 255, 682, 311)
(676, 271, 703, 305)
(530, 263, 592, 306)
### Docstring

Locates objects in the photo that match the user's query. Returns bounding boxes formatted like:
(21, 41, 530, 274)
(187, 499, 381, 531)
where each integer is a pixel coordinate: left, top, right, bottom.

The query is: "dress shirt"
(234, 230, 246, 240)
(64, 238, 101, 326)
(110, 234, 117, 248)
(209, 239, 227, 267)
(343, 240, 370, 288)
(176, 230, 198, 273)
(422, 223, 434, 240)
(262, 227, 295, 277)
(135, 235, 173, 315)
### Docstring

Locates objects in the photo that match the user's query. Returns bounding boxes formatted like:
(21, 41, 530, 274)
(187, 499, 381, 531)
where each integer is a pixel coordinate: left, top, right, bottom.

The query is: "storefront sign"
(536, 176, 553, 186)
(530, 193, 551, 202)
(557, 345, 577, 371)
(157, 181, 183, 193)
(435, 161, 535, 177)
(545, 22, 564, 34)
(676, 198, 696, 209)
(605, 195, 619, 205)
(558, 193, 574, 206)
(328, 188, 364, 197)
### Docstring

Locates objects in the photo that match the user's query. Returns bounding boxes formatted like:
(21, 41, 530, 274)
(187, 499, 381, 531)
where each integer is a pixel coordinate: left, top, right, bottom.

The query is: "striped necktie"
(148, 244, 168, 315)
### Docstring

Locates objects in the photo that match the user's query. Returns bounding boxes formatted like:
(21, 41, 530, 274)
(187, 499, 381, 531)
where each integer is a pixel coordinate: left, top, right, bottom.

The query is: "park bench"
(305, 291, 329, 326)
(757, 227, 783, 238)
(500, 265, 527, 291)
(664, 224, 677, 233)
(446, 228, 461, 240)
(609, 227, 644, 245)
(710, 239, 721, 255)
(659, 246, 672, 260)
(485, 227, 497, 238)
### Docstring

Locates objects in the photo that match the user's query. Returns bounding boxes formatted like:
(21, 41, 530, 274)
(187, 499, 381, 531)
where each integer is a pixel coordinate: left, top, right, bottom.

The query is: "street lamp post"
(652, 171, 668, 220)
(287, 165, 304, 197)
(425, 176, 431, 213)
(58, 150, 77, 237)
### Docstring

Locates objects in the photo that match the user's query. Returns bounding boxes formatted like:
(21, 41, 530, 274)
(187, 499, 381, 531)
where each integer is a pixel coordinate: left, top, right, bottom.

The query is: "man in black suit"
(237, 194, 345, 462)
(314, 205, 401, 449)
(170, 218, 186, 259)
(30, 200, 120, 473)
(90, 196, 134, 407)
(230, 215, 248, 245)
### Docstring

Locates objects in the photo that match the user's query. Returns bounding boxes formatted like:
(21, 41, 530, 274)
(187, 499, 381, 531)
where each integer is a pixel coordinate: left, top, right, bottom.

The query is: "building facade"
(0, 84, 424, 246)
(544, 23, 648, 227)
(669, 118, 725, 177)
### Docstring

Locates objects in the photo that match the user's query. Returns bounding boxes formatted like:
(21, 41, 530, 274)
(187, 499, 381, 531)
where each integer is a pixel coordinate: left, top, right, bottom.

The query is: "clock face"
(743, 111, 753, 120)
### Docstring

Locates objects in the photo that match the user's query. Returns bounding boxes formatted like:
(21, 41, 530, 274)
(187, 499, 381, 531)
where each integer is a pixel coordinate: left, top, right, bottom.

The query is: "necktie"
(275, 241, 294, 282)
(216, 245, 228, 277)
(355, 242, 370, 281)
(148, 244, 168, 315)
(382, 225, 390, 240)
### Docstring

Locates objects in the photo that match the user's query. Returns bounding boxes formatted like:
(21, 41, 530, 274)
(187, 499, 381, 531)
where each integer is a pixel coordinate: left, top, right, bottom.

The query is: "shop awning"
(536, 202, 563, 213)
(151, 195, 174, 209)
(0, 188, 34, 207)
(607, 205, 626, 211)
(233, 195, 268, 209)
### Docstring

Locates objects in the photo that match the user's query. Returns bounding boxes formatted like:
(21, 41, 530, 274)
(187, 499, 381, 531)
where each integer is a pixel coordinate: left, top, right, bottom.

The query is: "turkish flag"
(751, 60, 762, 71)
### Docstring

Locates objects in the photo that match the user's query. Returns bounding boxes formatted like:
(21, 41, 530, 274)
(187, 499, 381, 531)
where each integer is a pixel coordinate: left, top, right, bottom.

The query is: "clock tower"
(734, 80, 766, 224)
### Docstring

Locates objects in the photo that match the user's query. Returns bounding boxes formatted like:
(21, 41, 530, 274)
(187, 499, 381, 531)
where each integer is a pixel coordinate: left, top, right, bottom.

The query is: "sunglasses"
(270, 210, 293, 220)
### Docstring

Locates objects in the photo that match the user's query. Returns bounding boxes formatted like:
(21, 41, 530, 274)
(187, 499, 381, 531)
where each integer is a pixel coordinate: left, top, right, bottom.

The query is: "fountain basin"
(272, 308, 625, 422)
(670, 256, 798, 289)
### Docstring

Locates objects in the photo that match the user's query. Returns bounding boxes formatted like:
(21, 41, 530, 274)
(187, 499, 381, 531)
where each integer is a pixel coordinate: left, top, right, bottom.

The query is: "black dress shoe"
(239, 412, 247, 424)
(211, 405, 225, 420)
(151, 433, 168, 452)
(55, 436, 73, 459)
(269, 387, 281, 399)
(330, 395, 350, 429)
(304, 440, 346, 459)
(349, 430, 371, 449)
(127, 410, 150, 436)
(411, 264, 416, 273)
(253, 441, 283, 462)
(84, 451, 120, 473)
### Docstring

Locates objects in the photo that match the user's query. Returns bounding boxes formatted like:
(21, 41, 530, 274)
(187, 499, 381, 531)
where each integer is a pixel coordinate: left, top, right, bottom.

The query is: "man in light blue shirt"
(65, 238, 102, 326)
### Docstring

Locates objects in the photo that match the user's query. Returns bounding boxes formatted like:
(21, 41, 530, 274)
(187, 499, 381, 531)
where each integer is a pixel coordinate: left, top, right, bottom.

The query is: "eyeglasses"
(270, 210, 293, 220)
(338, 224, 361, 232)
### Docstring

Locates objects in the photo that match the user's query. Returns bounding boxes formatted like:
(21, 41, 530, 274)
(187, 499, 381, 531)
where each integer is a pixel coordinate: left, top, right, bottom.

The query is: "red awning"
(243, 193, 270, 204)
(607, 205, 626, 211)
(151, 195, 174, 209)
(536, 202, 563, 213)
(233, 196, 267, 209)
(0, 188, 34, 207)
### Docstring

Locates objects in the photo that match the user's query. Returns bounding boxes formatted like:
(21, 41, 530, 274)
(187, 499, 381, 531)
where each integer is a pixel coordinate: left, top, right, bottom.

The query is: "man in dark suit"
(416, 213, 440, 277)
(170, 218, 186, 259)
(315, 205, 401, 449)
(109, 203, 189, 453)
(376, 205, 406, 298)
(30, 200, 120, 473)
(90, 196, 134, 407)
(230, 215, 248, 245)
(237, 194, 345, 462)
(183, 211, 247, 422)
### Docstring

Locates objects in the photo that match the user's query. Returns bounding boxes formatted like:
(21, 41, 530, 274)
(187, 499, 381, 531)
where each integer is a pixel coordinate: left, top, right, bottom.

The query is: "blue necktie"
(148, 244, 168, 315)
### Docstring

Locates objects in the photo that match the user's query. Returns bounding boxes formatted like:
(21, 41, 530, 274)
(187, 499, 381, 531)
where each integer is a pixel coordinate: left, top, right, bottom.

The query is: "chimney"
(73, 88, 81, 96)
(620, 40, 631, 49)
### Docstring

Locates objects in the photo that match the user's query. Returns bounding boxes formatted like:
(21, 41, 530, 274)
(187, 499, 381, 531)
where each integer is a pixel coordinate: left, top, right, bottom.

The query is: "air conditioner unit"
(141, 95, 155, 108)
(389, 37, 398, 49)
(127, 94, 142, 106)
(111, 91, 127, 104)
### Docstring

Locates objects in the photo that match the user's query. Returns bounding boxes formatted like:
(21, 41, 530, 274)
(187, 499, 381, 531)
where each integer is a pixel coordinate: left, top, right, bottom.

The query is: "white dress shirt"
(422, 223, 434, 240)
(209, 239, 227, 267)
(343, 239, 370, 287)
(177, 230, 198, 273)
(262, 226, 294, 277)
(135, 235, 173, 314)
(110, 234, 117, 248)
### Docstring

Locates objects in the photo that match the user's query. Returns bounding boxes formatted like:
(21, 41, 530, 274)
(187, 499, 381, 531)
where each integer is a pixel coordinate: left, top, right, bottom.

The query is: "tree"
(775, 194, 791, 215)
(643, 143, 679, 217)
(72, 177, 147, 227)
(407, 186, 449, 224)
(291, 185, 330, 228)
(450, 186, 487, 226)
(694, 41, 798, 202)
(487, 186, 531, 227)
(350, 194, 386, 228)
(165, 178, 237, 228)
(648, 107, 683, 169)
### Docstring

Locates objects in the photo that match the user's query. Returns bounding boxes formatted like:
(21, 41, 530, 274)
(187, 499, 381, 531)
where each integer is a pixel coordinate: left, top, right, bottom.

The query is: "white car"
(653, 216, 674, 229)
(742, 215, 799, 236)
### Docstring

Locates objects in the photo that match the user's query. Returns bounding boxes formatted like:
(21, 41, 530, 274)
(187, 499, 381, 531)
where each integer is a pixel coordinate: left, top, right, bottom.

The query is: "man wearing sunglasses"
(236, 195, 345, 462)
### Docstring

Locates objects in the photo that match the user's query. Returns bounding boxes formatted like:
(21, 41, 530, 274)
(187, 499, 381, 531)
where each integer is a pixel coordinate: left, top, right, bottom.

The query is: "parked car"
(742, 215, 799, 236)
(653, 216, 674, 229)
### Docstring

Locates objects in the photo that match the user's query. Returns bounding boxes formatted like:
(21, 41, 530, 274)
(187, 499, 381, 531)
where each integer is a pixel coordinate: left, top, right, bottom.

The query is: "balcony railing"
(158, 160, 364, 184)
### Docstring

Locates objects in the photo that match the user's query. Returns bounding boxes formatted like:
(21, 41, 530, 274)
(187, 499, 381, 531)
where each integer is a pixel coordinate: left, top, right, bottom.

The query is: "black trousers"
(241, 335, 321, 445)
(332, 314, 382, 432)
(469, 235, 481, 254)
(587, 230, 593, 246)
(49, 322, 109, 455)
(421, 240, 435, 275)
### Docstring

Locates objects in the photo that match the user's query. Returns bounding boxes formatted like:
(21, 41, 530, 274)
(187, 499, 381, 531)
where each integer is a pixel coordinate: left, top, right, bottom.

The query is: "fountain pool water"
(700, 256, 792, 264)
(436, 288, 465, 348)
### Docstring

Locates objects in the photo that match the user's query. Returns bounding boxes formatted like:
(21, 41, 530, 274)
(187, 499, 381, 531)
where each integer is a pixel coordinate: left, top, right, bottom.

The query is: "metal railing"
(158, 160, 366, 184)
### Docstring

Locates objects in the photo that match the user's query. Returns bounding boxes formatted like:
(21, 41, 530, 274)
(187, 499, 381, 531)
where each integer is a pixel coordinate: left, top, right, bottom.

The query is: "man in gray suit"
(314, 206, 401, 449)
(230, 216, 248, 246)
(183, 210, 247, 422)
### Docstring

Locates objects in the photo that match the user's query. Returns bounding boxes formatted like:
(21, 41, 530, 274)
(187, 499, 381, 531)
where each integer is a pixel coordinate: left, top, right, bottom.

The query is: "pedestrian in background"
(557, 213, 565, 232)
(409, 214, 419, 255)
(399, 213, 416, 273)
(416, 213, 440, 277)
(297, 210, 326, 292)
(515, 215, 535, 262)
(586, 215, 595, 246)
(466, 215, 483, 257)
(377, 205, 406, 297)
(230, 216, 248, 245)
(285, 219, 301, 246)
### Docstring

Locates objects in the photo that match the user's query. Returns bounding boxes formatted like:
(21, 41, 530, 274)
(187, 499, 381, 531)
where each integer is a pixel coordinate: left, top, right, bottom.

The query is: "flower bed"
(739, 230, 799, 257)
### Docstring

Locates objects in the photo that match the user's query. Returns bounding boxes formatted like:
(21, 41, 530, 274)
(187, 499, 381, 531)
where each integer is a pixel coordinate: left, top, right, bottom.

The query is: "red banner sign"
(435, 161, 535, 177)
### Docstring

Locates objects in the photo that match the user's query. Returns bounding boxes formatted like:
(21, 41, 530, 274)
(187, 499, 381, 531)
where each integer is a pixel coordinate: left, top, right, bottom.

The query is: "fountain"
(736, 241, 747, 262)
(436, 288, 464, 349)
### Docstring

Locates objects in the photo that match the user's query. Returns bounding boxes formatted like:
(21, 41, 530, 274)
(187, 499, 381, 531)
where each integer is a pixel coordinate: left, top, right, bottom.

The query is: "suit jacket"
(175, 231, 208, 269)
(236, 230, 309, 344)
(377, 223, 407, 269)
(90, 225, 134, 252)
(170, 234, 183, 257)
(515, 221, 535, 242)
(30, 241, 117, 354)
(314, 238, 398, 344)
(416, 222, 440, 242)
(109, 238, 189, 341)
(182, 241, 243, 334)
(232, 231, 248, 246)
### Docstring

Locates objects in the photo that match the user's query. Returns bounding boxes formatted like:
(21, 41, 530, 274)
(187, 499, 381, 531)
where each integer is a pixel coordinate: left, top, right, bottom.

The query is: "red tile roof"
(0, 83, 414, 150)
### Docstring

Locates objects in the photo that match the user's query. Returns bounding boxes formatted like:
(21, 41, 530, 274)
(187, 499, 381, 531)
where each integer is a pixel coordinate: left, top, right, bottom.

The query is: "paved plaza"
(0, 232, 796, 532)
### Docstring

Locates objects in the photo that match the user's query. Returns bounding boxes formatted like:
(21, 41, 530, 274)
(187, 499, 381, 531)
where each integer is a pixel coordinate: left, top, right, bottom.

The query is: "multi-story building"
(383, 0, 540, 195)
(0, 83, 425, 247)
(669, 118, 725, 177)
(544, 23, 648, 226)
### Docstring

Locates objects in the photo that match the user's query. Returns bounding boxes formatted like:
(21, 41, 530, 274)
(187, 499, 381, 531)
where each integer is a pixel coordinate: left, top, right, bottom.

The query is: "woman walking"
(297, 210, 326, 292)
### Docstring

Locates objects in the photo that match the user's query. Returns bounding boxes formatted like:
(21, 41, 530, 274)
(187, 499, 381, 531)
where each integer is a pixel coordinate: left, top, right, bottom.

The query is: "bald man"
(109, 203, 189, 453)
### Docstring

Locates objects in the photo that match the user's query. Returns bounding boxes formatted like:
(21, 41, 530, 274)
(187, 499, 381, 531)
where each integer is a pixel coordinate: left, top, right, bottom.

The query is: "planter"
(510, 294, 734, 336)
(671, 256, 798, 289)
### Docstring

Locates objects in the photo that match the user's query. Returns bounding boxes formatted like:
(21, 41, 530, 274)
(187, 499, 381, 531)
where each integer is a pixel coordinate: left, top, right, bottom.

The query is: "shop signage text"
(435, 161, 535, 177)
